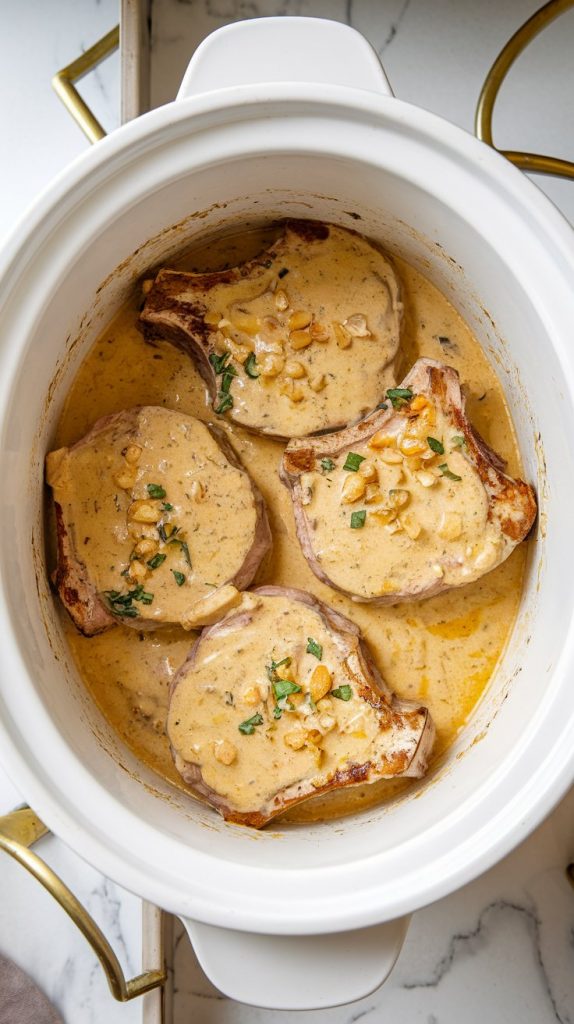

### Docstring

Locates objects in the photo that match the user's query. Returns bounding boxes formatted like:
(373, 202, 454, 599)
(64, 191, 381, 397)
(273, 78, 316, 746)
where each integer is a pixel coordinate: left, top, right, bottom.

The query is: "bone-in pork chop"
(281, 359, 536, 603)
(167, 586, 434, 827)
(46, 406, 271, 635)
(139, 220, 403, 439)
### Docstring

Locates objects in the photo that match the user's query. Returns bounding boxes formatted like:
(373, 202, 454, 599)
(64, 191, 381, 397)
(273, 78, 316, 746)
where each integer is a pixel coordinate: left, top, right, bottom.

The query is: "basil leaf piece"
(306, 637, 323, 660)
(331, 685, 352, 701)
(350, 510, 367, 529)
(147, 483, 166, 499)
(214, 392, 233, 415)
(273, 679, 302, 700)
(427, 436, 444, 455)
(160, 502, 174, 512)
(238, 712, 264, 735)
(273, 706, 283, 719)
(343, 452, 365, 472)
(209, 351, 231, 374)
(147, 553, 167, 570)
(221, 368, 237, 394)
(386, 387, 413, 409)
(172, 570, 185, 586)
(320, 458, 335, 472)
(244, 353, 259, 379)
(438, 463, 462, 482)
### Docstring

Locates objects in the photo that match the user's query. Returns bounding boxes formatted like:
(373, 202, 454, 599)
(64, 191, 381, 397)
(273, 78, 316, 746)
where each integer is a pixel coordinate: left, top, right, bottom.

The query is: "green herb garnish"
(147, 483, 166, 500)
(273, 679, 302, 700)
(214, 392, 233, 415)
(386, 387, 413, 409)
(209, 351, 231, 374)
(427, 436, 444, 455)
(178, 540, 192, 567)
(451, 435, 466, 449)
(172, 570, 186, 586)
(438, 463, 462, 482)
(306, 638, 323, 660)
(265, 656, 292, 682)
(104, 584, 154, 618)
(331, 685, 353, 701)
(343, 452, 365, 472)
(320, 458, 335, 473)
(147, 553, 167, 570)
(244, 353, 259, 379)
(273, 706, 283, 719)
(238, 712, 264, 735)
(350, 510, 367, 529)
(221, 367, 238, 394)
(161, 502, 174, 512)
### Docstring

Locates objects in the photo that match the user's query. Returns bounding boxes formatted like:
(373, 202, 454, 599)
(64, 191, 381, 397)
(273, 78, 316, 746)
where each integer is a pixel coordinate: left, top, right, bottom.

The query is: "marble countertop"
(0, 1, 573, 1022)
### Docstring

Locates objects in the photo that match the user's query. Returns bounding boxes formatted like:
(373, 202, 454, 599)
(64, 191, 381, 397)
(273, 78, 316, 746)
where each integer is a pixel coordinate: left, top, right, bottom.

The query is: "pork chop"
(167, 586, 434, 827)
(281, 358, 537, 603)
(46, 406, 271, 635)
(139, 220, 403, 439)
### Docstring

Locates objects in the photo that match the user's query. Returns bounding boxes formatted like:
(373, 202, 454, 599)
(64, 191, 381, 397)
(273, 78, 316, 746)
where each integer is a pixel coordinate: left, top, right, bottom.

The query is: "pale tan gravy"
(47, 407, 259, 627)
(54, 224, 527, 824)
(144, 224, 402, 437)
(301, 404, 504, 600)
(168, 591, 430, 818)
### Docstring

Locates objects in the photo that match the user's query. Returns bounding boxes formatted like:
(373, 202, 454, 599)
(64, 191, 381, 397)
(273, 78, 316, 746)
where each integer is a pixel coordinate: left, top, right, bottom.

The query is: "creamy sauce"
(47, 407, 260, 627)
(298, 402, 504, 599)
(142, 224, 402, 437)
(168, 591, 430, 820)
(55, 224, 527, 823)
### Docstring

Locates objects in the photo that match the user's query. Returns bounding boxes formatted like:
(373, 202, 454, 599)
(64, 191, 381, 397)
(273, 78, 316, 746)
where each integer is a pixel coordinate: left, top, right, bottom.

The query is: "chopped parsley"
(343, 452, 365, 472)
(321, 457, 336, 473)
(331, 685, 353, 701)
(451, 435, 466, 449)
(273, 679, 301, 700)
(160, 502, 174, 512)
(238, 712, 264, 735)
(350, 509, 367, 529)
(306, 637, 323, 660)
(147, 483, 166, 500)
(438, 463, 462, 482)
(273, 706, 283, 720)
(214, 392, 233, 415)
(244, 353, 259, 378)
(147, 553, 167, 570)
(104, 584, 153, 618)
(427, 436, 445, 455)
(266, 656, 292, 682)
(386, 387, 413, 410)
(209, 351, 231, 374)
(172, 570, 186, 586)
(221, 366, 238, 394)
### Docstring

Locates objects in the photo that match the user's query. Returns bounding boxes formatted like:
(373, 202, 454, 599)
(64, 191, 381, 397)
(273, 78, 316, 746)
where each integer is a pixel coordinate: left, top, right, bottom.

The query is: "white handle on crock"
(180, 915, 410, 1010)
(177, 17, 393, 99)
(175, 16, 399, 1011)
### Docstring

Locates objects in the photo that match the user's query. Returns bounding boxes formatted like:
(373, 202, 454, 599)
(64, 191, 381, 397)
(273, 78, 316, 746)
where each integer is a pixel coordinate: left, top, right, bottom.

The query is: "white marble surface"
(0, 1, 573, 1022)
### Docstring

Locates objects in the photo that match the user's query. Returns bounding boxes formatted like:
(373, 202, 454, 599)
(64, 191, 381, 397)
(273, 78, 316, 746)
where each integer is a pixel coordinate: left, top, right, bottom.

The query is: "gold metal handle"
(0, 806, 166, 1002)
(475, 0, 574, 180)
(52, 26, 119, 143)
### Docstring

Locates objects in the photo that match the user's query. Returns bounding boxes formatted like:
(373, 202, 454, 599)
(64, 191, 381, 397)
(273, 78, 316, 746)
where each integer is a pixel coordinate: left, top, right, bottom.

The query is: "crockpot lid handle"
(177, 17, 394, 100)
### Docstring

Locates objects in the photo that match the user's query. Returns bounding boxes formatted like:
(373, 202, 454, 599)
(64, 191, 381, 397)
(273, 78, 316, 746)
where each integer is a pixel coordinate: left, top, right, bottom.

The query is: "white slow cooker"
(1, 17, 574, 1011)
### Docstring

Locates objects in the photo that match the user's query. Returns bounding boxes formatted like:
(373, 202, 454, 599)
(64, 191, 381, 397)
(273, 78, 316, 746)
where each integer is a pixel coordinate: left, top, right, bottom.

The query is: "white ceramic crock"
(1, 16, 574, 1012)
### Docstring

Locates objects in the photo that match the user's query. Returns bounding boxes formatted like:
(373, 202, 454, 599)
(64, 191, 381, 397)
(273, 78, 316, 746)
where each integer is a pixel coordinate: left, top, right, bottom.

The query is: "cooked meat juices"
(52, 221, 532, 825)
(46, 406, 271, 634)
(139, 221, 403, 439)
(281, 359, 536, 603)
(167, 588, 434, 826)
